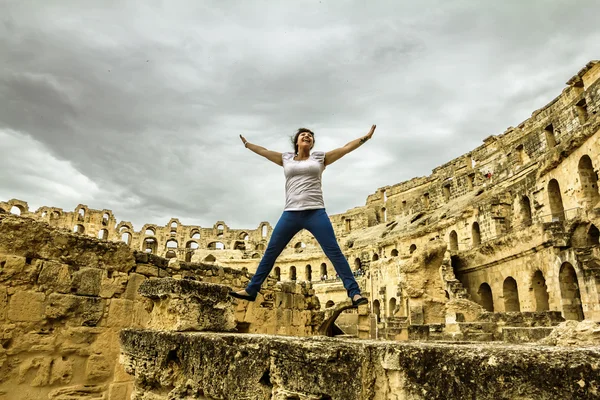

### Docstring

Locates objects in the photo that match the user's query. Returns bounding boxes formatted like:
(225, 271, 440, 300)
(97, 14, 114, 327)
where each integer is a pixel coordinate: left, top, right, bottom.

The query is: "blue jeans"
(246, 209, 361, 298)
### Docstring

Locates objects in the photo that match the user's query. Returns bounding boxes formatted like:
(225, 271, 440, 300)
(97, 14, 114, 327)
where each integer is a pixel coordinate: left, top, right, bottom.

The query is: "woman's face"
(297, 131, 314, 150)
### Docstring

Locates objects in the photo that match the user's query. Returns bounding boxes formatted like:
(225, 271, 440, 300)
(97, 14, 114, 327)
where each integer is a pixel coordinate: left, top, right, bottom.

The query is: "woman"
(229, 125, 376, 307)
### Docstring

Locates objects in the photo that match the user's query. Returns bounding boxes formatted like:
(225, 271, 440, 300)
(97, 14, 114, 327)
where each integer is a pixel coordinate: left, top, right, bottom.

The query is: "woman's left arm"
(324, 124, 376, 166)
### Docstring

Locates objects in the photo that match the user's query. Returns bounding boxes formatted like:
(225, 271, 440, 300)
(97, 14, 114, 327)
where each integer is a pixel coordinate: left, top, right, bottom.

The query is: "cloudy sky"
(1, 0, 599, 231)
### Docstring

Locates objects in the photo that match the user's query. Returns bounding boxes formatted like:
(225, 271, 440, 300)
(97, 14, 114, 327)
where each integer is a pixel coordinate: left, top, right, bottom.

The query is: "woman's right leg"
(245, 212, 301, 296)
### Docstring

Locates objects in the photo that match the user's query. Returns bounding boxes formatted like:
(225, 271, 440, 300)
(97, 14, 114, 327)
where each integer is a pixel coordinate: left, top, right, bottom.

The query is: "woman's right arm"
(240, 135, 283, 166)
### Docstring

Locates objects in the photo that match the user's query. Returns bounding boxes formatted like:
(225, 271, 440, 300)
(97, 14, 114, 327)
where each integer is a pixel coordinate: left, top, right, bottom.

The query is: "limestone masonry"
(1, 61, 600, 399)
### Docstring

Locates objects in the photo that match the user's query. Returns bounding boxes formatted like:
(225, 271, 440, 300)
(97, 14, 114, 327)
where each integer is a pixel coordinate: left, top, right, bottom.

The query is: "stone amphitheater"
(1, 61, 600, 399)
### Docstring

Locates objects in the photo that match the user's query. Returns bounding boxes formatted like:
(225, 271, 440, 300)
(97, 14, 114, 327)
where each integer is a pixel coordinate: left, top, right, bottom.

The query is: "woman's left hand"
(366, 124, 376, 139)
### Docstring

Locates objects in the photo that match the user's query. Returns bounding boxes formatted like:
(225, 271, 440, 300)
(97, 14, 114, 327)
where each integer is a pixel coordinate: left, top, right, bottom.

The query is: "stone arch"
(321, 263, 328, 277)
(289, 266, 297, 281)
(239, 232, 248, 240)
(531, 270, 550, 312)
(559, 262, 584, 320)
(409, 244, 417, 254)
(165, 250, 176, 259)
(503, 277, 521, 312)
(449, 230, 458, 251)
(588, 224, 600, 245)
(186, 241, 199, 250)
(77, 207, 86, 221)
(294, 242, 305, 249)
(252, 253, 260, 259)
(578, 155, 599, 206)
(354, 258, 361, 271)
(256, 243, 266, 251)
(102, 212, 110, 226)
(381, 207, 387, 223)
(143, 238, 157, 254)
(391, 249, 399, 257)
(98, 229, 108, 240)
(73, 224, 85, 234)
(548, 179, 565, 221)
(372, 253, 379, 261)
(305, 264, 312, 281)
(10, 205, 23, 215)
(261, 224, 268, 237)
(472, 222, 481, 246)
(121, 232, 132, 245)
(233, 241, 245, 250)
(185, 252, 193, 262)
(144, 227, 156, 236)
(520, 195, 533, 226)
(325, 300, 335, 308)
(373, 300, 381, 321)
(208, 242, 224, 250)
(190, 230, 201, 239)
(166, 239, 178, 249)
(388, 297, 397, 318)
(274, 267, 281, 281)
(477, 283, 494, 312)
(204, 254, 216, 263)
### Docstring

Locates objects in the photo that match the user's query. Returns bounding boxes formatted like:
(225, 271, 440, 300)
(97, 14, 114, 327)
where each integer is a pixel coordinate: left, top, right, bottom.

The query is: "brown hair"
(291, 128, 315, 155)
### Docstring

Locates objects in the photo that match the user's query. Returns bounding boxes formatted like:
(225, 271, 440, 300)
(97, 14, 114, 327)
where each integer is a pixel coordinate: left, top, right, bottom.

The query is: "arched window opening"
(170, 229, 177, 236)
(449, 230, 458, 251)
(442, 185, 451, 202)
(74, 224, 85, 234)
(391, 249, 399, 257)
(234, 241, 245, 250)
(409, 244, 417, 254)
(381, 207, 387, 223)
(531, 270, 550, 312)
(9, 206, 21, 215)
(121, 232, 132, 245)
(383, 189, 387, 202)
(239, 232, 248, 240)
(321, 263, 328, 277)
(217, 224, 224, 231)
(185, 252, 193, 262)
(204, 254, 216, 263)
(166, 240, 178, 249)
(261, 225, 268, 237)
(78, 208, 85, 221)
(477, 283, 494, 312)
(289, 266, 297, 281)
(294, 242, 306, 249)
(548, 179, 565, 221)
(423, 193, 430, 208)
(515, 144, 528, 165)
(388, 298, 397, 318)
(503, 277, 521, 312)
(252, 253, 260, 259)
(41, 211, 47, 218)
(559, 262, 584, 320)
(373, 300, 381, 322)
(576, 98, 589, 124)
(98, 229, 108, 240)
(588, 224, 600, 245)
(372, 253, 379, 261)
(143, 238, 157, 254)
(208, 242, 224, 250)
(325, 300, 335, 308)
(186, 241, 199, 250)
(578, 155, 599, 206)
(256, 243, 265, 251)
(165, 250, 176, 259)
(191, 231, 200, 239)
(102, 213, 109, 226)
(170, 221, 178, 228)
(544, 123, 556, 148)
(305, 265, 312, 281)
(520, 195, 533, 226)
(472, 222, 481, 247)
(354, 258, 361, 271)
(145, 228, 156, 236)
(273, 267, 281, 281)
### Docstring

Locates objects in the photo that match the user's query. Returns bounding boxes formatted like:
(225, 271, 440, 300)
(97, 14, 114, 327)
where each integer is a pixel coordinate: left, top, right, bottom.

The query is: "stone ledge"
(120, 329, 600, 400)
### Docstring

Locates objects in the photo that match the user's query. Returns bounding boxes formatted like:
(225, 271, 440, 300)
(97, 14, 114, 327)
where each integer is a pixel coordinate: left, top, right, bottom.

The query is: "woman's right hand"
(240, 134, 248, 147)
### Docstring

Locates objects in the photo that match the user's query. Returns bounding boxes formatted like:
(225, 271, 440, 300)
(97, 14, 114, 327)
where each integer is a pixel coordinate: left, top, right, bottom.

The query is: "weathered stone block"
(37, 261, 72, 293)
(86, 354, 111, 382)
(45, 293, 105, 326)
(0, 286, 6, 321)
(108, 382, 132, 400)
(123, 272, 146, 300)
(135, 263, 159, 277)
(107, 299, 134, 328)
(71, 267, 103, 296)
(100, 271, 128, 298)
(8, 291, 45, 322)
(138, 278, 236, 332)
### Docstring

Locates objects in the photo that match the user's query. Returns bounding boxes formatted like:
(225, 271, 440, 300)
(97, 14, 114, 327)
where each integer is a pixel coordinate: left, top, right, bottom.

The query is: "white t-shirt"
(282, 151, 326, 211)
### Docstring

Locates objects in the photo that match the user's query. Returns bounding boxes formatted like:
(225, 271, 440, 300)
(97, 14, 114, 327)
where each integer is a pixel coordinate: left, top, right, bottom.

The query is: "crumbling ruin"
(2, 61, 600, 399)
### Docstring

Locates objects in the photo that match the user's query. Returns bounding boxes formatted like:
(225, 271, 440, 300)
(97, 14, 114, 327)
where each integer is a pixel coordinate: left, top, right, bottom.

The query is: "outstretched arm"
(324, 125, 376, 166)
(240, 135, 283, 166)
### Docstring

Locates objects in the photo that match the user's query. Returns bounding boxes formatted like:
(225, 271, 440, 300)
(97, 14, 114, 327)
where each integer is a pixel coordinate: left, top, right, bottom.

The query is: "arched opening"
(98, 229, 108, 240)
(233, 241, 245, 250)
(10, 206, 22, 215)
(274, 267, 281, 281)
(170, 229, 177, 236)
(208, 242, 224, 250)
(204, 254, 216, 263)
(185, 252, 193, 262)
(559, 262, 584, 320)
(256, 243, 265, 251)
(449, 230, 458, 251)
(548, 179, 565, 221)
(544, 123, 556, 148)
(252, 253, 260, 259)
(409, 244, 417, 254)
(77, 208, 85, 221)
(239, 232, 248, 240)
(289, 266, 297, 281)
(171, 221, 178, 228)
(578, 155, 600, 206)
(503, 277, 521, 312)
(472, 222, 481, 247)
(520, 195, 533, 226)
(166, 239, 178, 249)
(305, 264, 312, 281)
(191, 231, 200, 239)
(354, 258, 361, 271)
(143, 238, 157, 254)
(388, 297, 397, 318)
(261, 225, 268, 237)
(321, 263, 328, 277)
(373, 300, 381, 322)
(531, 270, 550, 312)
(325, 300, 335, 308)
(165, 250, 176, 259)
(121, 232, 132, 245)
(74, 224, 85, 234)
(391, 249, 399, 257)
(145, 228, 156, 236)
(372, 253, 379, 261)
(477, 283, 494, 312)
(102, 213, 109, 226)
(381, 207, 387, 223)
(294, 242, 306, 249)
(186, 241, 199, 250)
(588, 224, 600, 245)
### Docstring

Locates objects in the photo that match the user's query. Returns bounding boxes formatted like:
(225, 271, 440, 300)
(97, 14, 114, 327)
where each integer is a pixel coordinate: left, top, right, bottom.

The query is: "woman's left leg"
(304, 209, 361, 299)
